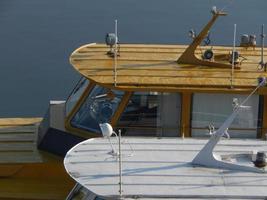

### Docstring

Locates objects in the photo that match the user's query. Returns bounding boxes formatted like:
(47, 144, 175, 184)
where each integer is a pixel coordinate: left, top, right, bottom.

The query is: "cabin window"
(65, 77, 89, 116)
(70, 85, 124, 134)
(117, 92, 181, 137)
(191, 93, 260, 138)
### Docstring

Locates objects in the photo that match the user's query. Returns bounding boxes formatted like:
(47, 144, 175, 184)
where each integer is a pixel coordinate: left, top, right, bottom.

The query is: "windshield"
(70, 85, 124, 134)
(65, 77, 89, 116)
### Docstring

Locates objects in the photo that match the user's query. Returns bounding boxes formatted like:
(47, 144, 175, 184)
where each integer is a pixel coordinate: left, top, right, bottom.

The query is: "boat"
(62, 7, 267, 199)
(1, 6, 267, 199)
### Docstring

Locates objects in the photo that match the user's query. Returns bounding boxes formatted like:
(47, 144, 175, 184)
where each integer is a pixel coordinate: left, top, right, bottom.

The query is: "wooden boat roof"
(70, 43, 267, 94)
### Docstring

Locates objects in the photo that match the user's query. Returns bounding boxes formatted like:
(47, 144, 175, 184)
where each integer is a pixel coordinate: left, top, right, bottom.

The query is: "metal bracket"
(192, 78, 267, 173)
(177, 9, 236, 69)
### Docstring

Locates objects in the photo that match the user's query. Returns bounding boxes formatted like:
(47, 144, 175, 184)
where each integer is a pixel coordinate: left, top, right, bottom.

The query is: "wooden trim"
(65, 82, 95, 121)
(116, 125, 180, 131)
(103, 84, 262, 94)
(180, 92, 192, 137)
(110, 92, 132, 126)
(260, 95, 267, 139)
(0, 118, 42, 126)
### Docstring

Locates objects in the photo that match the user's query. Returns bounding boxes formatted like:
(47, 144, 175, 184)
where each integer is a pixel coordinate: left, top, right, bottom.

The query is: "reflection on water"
(0, 0, 267, 117)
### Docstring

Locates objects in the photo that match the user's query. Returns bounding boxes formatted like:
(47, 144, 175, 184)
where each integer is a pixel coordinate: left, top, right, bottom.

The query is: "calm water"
(0, 0, 267, 117)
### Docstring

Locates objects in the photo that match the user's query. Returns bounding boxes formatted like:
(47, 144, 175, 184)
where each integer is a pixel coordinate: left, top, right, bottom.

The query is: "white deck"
(64, 137, 267, 199)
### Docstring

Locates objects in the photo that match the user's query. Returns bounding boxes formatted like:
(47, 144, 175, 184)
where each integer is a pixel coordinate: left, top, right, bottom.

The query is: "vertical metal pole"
(261, 24, 266, 71)
(118, 129, 122, 198)
(231, 24, 236, 89)
(114, 20, 118, 86)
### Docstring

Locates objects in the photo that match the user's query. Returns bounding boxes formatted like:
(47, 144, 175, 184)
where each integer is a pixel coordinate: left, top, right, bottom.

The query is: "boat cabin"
(64, 9, 267, 140)
(37, 8, 267, 158)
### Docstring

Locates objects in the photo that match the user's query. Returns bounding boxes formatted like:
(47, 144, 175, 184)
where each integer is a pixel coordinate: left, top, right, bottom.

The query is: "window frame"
(65, 76, 90, 117)
(65, 82, 132, 138)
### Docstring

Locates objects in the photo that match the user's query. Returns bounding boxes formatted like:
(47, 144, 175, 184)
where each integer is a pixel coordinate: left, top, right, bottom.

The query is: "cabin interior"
(64, 77, 263, 140)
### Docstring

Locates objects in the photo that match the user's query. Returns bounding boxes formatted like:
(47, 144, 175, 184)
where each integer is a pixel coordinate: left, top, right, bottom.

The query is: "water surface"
(0, 0, 266, 117)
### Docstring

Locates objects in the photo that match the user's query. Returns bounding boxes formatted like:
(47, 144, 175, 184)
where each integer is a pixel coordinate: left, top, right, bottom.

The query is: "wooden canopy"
(70, 43, 267, 94)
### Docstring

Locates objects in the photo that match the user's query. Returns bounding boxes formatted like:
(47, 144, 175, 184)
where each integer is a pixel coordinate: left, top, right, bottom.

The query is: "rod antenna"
(231, 24, 236, 88)
(114, 20, 118, 86)
(118, 129, 123, 199)
(259, 24, 266, 71)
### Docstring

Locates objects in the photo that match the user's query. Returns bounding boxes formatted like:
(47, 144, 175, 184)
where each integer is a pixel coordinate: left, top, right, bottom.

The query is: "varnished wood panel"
(180, 92, 192, 137)
(0, 118, 42, 126)
(70, 44, 267, 93)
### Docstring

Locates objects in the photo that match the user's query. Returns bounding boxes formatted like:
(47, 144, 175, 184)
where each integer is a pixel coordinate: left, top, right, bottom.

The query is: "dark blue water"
(0, 0, 267, 117)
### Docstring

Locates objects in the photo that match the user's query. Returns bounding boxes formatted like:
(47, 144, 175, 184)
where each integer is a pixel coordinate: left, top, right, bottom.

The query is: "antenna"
(99, 123, 135, 198)
(259, 24, 266, 71)
(99, 123, 118, 156)
(230, 24, 236, 88)
(99, 123, 125, 198)
(118, 129, 123, 199)
(114, 19, 118, 86)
